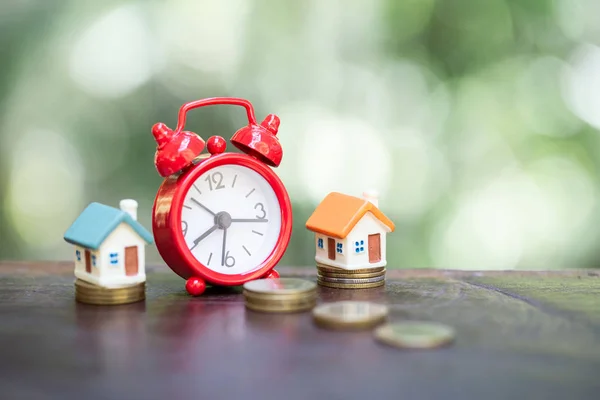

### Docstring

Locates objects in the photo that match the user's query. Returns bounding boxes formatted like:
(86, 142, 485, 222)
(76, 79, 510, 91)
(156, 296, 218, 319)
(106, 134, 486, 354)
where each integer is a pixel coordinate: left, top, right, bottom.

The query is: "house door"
(368, 234, 381, 263)
(125, 246, 139, 276)
(85, 250, 91, 273)
(327, 238, 336, 260)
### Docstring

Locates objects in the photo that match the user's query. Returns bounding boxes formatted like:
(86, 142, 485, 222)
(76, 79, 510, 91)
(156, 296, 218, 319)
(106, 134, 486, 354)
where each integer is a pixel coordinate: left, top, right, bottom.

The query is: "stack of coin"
(312, 301, 388, 330)
(75, 279, 145, 305)
(316, 262, 386, 289)
(243, 278, 317, 313)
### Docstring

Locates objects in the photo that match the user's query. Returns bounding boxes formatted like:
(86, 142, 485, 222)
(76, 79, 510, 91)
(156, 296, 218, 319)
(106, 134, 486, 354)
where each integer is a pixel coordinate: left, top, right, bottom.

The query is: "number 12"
(205, 172, 225, 191)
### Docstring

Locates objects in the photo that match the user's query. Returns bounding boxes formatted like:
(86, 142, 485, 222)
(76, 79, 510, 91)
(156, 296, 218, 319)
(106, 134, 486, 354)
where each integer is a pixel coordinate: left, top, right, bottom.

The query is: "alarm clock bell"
(230, 113, 283, 168)
(152, 122, 206, 178)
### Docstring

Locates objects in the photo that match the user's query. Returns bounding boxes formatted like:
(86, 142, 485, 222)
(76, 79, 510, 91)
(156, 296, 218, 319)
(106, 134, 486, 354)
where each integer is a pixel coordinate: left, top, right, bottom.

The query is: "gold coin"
(76, 294, 145, 305)
(318, 269, 386, 279)
(243, 278, 316, 295)
(75, 286, 146, 296)
(317, 279, 385, 289)
(75, 286, 145, 297)
(74, 280, 145, 305)
(76, 298, 144, 306)
(75, 279, 144, 292)
(374, 322, 456, 349)
(317, 275, 385, 284)
(245, 299, 316, 313)
(312, 301, 388, 330)
(242, 289, 316, 302)
(246, 295, 317, 307)
(316, 263, 385, 274)
(75, 290, 145, 300)
(76, 288, 145, 299)
(244, 297, 317, 307)
(245, 299, 317, 308)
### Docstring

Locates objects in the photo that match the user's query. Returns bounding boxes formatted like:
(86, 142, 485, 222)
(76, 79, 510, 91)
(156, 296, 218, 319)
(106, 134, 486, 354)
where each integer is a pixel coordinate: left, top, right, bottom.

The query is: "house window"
(354, 240, 365, 253)
(91, 255, 97, 267)
(109, 252, 119, 265)
(336, 242, 343, 254)
(75, 250, 81, 261)
(317, 238, 324, 249)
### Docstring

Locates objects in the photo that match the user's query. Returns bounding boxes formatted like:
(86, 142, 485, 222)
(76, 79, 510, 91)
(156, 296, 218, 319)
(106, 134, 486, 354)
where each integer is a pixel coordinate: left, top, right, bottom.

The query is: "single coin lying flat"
(312, 301, 388, 330)
(374, 321, 455, 349)
(243, 278, 317, 313)
(243, 278, 316, 296)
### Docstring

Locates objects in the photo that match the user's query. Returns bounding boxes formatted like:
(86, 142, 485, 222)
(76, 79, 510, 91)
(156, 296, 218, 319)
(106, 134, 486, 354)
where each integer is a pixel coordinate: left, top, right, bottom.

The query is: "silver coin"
(317, 275, 385, 284)
(243, 278, 316, 295)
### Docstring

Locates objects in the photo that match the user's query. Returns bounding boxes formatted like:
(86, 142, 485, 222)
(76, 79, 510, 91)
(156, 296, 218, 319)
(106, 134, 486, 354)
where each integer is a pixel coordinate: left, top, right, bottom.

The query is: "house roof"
(305, 192, 395, 239)
(64, 202, 153, 250)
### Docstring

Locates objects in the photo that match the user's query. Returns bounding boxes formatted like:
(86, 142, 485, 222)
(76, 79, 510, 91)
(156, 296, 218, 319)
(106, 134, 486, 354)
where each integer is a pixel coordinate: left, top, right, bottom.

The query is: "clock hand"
(191, 197, 216, 216)
(230, 218, 269, 222)
(221, 228, 228, 266)
(190, 224, 218, 251)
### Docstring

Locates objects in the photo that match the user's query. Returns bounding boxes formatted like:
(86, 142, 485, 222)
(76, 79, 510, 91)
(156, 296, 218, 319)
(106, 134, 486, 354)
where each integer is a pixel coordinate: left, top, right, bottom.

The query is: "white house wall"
(314, 235, 347, 268)
(73, 245, 100, 277)
(346, 212, 389, 269)
(73, 245, 84, 275)
(315, 234, 327, 260)
(98, 222, 146, 287)
(314, 212, 390, 270)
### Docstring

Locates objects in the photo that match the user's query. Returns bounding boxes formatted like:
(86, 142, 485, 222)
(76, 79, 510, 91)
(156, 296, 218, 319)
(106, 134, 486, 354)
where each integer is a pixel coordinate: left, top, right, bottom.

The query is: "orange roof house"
(306, 191, 394, 270)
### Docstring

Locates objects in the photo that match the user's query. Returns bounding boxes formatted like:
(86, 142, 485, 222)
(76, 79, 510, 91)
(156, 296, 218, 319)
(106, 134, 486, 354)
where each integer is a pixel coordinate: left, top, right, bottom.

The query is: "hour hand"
(230, 218, 269, 222)
(191, 198, 216, 216)
(191, 224, 218, 250)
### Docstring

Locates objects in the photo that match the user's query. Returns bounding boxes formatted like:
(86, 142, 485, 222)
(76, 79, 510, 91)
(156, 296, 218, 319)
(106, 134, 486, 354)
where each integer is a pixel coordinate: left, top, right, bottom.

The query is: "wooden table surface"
(1, 261, 600, 400)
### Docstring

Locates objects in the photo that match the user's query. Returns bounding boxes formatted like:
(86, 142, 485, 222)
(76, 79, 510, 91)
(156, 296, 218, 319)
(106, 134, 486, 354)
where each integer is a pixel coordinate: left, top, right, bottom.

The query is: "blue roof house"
(64, 199, 153, 288)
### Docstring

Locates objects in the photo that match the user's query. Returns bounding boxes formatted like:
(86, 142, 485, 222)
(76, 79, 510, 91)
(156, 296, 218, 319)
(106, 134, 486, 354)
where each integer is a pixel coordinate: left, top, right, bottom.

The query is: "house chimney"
(362, 190, 379, 208)
(120, 199, 138, 221)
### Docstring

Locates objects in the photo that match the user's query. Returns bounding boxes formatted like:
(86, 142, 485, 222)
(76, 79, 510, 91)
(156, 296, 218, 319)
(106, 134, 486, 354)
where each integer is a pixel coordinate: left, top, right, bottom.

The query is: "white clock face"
(180, 164, 282, 275)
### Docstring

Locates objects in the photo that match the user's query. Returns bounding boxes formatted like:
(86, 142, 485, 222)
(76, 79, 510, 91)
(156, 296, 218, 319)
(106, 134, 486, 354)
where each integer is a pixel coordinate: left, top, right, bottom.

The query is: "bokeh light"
(5, 130, 84, 255)
(69, 3, 158, 98)
(2, 0, 600, 270)
(561, 44, 600, 130)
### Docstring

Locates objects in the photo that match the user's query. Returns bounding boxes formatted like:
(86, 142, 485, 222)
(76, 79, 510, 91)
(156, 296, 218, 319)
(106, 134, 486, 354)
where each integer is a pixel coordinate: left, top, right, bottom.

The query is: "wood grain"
(0, 261, 599, 400)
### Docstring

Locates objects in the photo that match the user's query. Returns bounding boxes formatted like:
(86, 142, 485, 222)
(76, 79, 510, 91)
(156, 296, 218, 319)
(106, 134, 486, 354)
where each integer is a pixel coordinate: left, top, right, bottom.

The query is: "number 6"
(225, 251, 235, 267)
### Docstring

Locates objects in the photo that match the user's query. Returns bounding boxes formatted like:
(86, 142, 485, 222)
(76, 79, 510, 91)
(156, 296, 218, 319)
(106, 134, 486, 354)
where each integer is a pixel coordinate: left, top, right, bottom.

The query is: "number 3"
(255, 203, 266, 219)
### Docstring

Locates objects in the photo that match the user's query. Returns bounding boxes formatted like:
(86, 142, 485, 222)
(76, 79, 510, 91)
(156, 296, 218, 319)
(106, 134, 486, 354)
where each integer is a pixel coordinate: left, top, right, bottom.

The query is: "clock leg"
(265, 269, 280, 279)
(185, 277, 206, 296)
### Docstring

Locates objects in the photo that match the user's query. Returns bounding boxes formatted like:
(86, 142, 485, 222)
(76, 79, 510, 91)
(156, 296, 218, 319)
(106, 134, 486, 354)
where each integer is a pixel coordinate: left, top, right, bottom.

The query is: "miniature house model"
(64, 200, 153, 288)
(306, 191, 395, 270)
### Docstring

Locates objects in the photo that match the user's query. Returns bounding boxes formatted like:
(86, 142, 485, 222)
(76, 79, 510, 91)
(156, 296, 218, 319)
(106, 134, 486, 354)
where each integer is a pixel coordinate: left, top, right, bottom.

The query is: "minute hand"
(230, 218, 269, 222)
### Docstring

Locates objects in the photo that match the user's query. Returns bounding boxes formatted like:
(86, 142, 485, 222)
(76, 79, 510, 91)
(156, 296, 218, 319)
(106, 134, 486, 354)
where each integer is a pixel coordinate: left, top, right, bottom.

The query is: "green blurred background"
(1, 0, 600, 270)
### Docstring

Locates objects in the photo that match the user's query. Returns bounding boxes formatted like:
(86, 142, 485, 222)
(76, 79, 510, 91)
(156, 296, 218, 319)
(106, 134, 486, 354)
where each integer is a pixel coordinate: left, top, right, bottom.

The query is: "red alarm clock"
(151, 97, 292, 296)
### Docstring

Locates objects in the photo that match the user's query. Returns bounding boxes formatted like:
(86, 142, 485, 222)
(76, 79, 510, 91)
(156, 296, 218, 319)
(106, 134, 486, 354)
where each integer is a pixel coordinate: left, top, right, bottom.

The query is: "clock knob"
(207, 135, 227, 155)
(265, 270, 280, 279)
(185, 277, 206, 296)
